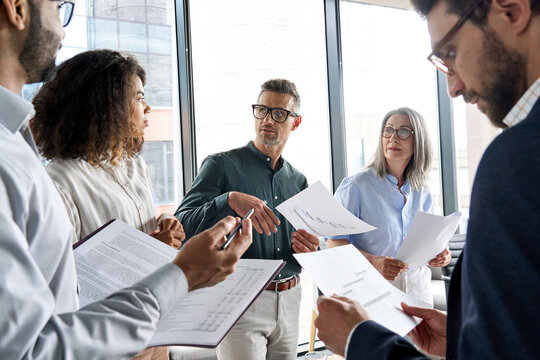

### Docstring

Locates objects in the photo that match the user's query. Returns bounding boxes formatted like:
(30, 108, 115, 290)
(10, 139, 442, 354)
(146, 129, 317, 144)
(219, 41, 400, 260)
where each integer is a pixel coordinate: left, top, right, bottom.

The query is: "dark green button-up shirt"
(175, 141, 308, 278)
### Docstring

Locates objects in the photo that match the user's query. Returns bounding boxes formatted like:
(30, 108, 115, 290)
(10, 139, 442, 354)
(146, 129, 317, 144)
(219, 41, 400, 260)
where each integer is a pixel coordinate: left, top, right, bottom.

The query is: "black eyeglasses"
(426, 0, 484, 75)
(52, 0, 75, 27)
(382, 126, 414, 140)
(252, 104, 298, 123)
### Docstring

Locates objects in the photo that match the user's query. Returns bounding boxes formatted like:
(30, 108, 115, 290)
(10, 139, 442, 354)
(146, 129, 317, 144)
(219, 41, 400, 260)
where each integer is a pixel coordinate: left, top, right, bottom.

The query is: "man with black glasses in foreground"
(176, 79, 320, 360)
(0, 0, 252, 358)
(315, 0, 540, 358)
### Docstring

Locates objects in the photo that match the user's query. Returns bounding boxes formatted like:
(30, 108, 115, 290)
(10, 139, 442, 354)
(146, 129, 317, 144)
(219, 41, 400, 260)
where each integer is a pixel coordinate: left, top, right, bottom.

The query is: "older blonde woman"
(326, 107, 450, 306)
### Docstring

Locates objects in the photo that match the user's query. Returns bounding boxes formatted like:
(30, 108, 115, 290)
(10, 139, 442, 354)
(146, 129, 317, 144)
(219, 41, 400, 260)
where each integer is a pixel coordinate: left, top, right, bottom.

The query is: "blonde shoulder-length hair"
(368, 107, 433, 191)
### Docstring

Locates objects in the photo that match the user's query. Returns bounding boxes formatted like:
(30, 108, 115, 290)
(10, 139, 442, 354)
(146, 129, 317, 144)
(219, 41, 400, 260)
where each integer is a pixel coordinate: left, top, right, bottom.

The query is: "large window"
(340, 2, 443, 214)
(452, 99, 500, 231)
(189, 0, 331, 190)
(189, 0, 331, 347)
(27, 0, 184, 216)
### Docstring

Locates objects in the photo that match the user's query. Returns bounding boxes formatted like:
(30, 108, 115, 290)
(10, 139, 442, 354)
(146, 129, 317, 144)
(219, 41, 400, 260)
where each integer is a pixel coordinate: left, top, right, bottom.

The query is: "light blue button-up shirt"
(328, 167, 434, 304)
(330, 167, 433, 257)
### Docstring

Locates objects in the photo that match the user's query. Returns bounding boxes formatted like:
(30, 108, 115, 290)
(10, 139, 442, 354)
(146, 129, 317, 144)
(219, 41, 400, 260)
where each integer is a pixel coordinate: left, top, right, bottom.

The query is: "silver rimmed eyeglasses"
(382, 126, 414, 140)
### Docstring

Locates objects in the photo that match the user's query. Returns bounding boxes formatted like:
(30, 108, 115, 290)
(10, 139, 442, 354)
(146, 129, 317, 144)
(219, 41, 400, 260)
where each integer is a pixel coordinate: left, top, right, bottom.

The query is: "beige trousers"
(131, 346, 168, 360)
(217, 283, 302, 360)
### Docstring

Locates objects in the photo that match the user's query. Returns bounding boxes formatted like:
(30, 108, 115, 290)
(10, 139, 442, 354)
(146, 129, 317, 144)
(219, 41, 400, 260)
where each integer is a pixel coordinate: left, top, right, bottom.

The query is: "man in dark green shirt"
(175, 79, 319, 360)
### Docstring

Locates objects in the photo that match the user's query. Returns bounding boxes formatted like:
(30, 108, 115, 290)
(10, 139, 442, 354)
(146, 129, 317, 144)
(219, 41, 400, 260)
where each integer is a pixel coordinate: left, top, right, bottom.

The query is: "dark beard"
(477, 29, 527, 128)
(19, 1, 61, 84)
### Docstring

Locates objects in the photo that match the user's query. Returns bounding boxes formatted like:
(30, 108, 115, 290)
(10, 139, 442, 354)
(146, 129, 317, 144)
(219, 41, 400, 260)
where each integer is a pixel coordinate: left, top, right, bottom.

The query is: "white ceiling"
(343, 0, 413, 11)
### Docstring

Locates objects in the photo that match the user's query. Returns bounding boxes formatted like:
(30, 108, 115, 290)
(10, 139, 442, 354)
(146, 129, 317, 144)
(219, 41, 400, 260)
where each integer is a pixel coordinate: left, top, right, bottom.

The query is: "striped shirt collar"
(503, 76, 540, 127)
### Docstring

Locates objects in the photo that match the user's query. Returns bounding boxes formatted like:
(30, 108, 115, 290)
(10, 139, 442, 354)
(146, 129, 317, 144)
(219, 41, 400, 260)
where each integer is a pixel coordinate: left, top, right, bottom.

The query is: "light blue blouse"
(329, 167, 433, 256)
(328, 167, 434, 305)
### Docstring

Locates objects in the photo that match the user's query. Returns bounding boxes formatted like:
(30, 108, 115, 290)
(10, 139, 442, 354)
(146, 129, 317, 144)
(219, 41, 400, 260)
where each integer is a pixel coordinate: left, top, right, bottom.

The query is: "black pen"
(221, 209, 254, 250)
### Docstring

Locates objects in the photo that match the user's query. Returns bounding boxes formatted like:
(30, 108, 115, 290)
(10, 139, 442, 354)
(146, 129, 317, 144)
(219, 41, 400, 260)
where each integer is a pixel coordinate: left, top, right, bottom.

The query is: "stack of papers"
(73, 219, 285, 347)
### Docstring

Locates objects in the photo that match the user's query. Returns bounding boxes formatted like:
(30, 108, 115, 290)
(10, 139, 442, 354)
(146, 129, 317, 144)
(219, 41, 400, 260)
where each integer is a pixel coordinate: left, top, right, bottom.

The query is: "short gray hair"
(258, 79, 301, 113)
(368, 107, 433, 191)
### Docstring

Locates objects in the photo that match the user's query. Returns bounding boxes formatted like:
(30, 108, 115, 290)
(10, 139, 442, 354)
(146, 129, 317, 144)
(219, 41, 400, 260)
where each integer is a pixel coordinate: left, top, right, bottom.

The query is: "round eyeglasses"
(252, 104, 298, 123)
(382, 126, 414, 140)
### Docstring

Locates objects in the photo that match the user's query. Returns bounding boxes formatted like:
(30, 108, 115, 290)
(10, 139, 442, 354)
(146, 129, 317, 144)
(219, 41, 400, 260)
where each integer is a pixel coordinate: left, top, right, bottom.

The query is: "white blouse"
(46, 155, 157, 243)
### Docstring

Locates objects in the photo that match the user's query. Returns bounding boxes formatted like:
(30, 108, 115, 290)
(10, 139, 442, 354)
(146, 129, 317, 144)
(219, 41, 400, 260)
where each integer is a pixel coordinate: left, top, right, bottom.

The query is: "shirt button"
(277, 248, 280, 251)
(266, 157, 270, 162)
(274, 196, 278, 200)
(278, 273, 282, 278)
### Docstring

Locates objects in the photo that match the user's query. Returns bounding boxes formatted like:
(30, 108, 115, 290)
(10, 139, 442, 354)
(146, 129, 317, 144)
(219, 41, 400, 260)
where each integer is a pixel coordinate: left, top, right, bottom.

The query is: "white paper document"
(396, 212, 461, 268)
(275, 181, 376, 237)
(294, 245, 430, 336)
(73, 219, 284, 347)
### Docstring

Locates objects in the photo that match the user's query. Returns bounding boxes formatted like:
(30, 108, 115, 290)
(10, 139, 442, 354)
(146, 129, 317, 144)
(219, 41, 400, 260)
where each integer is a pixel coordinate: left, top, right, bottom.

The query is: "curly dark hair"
(31, 49, 146, 166)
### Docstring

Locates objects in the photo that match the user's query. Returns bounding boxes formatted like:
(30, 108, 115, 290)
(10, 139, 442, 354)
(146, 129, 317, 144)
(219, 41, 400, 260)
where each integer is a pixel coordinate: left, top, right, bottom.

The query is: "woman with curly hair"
(31, 49, 184, 360)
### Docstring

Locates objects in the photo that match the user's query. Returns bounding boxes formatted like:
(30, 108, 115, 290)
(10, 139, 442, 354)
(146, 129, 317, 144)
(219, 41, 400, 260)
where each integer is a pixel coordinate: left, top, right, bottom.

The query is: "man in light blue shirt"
(0, 1, 251, 358)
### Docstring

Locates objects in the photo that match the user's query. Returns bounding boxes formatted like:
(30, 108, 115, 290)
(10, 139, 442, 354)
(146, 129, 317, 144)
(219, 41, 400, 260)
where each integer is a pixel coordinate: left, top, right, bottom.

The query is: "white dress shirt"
(47, 156, 157, 243)
(0, 85, 187, 359)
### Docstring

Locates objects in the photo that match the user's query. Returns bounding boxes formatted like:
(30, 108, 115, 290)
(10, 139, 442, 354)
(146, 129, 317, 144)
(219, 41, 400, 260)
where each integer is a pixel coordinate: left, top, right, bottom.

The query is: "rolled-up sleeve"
(175, 155, 236, 239)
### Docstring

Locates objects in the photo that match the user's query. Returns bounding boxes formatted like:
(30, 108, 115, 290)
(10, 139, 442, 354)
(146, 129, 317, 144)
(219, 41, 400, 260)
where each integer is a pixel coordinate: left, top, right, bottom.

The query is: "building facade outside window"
(24, 0, 184, 215)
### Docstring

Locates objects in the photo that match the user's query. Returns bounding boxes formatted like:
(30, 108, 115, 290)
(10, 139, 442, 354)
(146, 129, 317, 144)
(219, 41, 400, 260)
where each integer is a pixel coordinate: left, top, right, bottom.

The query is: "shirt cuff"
(344, 321, 365, 359)
(136, 263, 188, 315)
(214, 192, 237, 218)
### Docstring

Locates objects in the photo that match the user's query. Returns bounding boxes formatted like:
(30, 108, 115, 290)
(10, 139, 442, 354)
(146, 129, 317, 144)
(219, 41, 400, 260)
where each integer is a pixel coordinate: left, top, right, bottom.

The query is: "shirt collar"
(247, 140, 284, 170)
(503, 76, 540, 127)
(0, 85, 35, 134)
(385, 172, 410, 193)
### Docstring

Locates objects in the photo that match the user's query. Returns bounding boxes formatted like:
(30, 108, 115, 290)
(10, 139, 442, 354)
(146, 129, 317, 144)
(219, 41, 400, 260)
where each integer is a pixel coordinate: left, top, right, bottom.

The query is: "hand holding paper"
(74, 219, 283, 348)
(315, 295, 371, 357)
(395, 212, 461, 267)
(428, 246, 451, 267)
(276, 181, 376, 237)
(291, 229, 320, 253)
(294, 245, 429, 336)
(402, 303, 448, 357)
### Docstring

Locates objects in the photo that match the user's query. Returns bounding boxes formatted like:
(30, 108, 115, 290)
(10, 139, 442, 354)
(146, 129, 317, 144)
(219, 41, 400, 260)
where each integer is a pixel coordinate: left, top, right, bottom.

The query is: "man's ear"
(291, 115, 302, 131)
(491, 0, 532, 35)
(1, 0, 29, 31)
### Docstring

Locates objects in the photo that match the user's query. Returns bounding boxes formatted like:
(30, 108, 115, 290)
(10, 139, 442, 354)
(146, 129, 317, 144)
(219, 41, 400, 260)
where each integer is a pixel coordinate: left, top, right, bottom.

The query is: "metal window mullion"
(436, 70, 459, 216)
(174, 0, 197, 194)
(325, 0, 347, 192)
